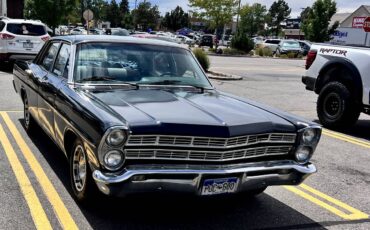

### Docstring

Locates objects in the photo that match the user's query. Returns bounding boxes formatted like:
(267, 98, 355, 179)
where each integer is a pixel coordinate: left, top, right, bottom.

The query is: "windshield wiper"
(79, 76, 116, 82)
(142, 80, 208, 93)
(78, 77, 140, 89)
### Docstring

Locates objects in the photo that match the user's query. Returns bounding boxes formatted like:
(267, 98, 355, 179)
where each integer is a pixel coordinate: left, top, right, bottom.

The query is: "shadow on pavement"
(21, 118, 326, 230)
(0, 62, 14, 73)
(314, 119, 370, 142)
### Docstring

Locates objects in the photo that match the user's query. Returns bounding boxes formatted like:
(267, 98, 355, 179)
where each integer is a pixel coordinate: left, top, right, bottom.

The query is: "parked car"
(199, 34, 215, 48)
(70, 28, 87, 35)
(276, 40, 302, 56)
(260, 39, 281, 53)
(219, 34, 233, 47)
(252, 37, 264, 47)
(0, 17, 50, 63)
(298, 40, 311, 56)
(176, 35, 195, 45)
(302, 43, 370, 128)
(13, 35, 321, 201)
(110, 28, 130, 36)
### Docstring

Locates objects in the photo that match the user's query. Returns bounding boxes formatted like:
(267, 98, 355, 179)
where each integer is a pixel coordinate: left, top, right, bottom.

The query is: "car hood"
(86, 89, 297, 137)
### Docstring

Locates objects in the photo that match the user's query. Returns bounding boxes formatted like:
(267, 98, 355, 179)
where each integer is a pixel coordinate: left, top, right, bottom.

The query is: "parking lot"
(1, 56, 370, 229)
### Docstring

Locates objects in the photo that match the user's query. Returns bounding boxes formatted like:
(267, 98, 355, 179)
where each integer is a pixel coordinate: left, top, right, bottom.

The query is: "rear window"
(6, 23, 46, 36)
(265, 40, 280, 44)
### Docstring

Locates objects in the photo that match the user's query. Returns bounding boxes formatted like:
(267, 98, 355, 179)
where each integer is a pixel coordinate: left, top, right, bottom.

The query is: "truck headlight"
(106, 130, 126, 146)
(295, 126, 321, 164)
(104, 150, 125, 170)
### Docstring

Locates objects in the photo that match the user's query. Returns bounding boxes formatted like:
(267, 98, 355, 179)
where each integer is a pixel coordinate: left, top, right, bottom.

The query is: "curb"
(207, 71, 243, 81)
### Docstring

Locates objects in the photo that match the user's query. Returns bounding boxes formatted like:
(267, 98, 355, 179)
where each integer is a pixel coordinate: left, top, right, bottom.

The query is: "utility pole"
(236, 0, 241, 32)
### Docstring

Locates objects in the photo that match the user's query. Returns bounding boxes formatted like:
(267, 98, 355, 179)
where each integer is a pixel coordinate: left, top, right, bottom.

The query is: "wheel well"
(64, 130, 78, 158)
(20, 88, 26, 102)
(315, 63, 363, 103)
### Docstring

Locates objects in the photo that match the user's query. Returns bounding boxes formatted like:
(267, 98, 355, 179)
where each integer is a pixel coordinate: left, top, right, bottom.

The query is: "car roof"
(0, 18, 45, 26)
(51, 35, 186, 48)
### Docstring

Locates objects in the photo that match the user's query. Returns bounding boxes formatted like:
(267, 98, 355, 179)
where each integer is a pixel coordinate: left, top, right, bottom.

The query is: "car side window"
(0, 21, 5, 31)
(52, 44, 71, 78)
(40, 43, 60, 71)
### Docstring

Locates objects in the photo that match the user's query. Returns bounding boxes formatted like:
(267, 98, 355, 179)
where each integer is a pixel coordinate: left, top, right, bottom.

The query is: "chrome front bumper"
(92, 160, 316, 197)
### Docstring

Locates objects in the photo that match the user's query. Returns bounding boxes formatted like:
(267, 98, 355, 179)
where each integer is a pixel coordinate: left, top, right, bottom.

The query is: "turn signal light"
(41, 35, 50, 42)
(0, 33, 15, 40)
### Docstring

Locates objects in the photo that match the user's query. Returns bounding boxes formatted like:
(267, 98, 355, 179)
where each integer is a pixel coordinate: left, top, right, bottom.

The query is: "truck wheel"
(317, 81, 360, 129)
(70, 138, 98, 202)
(23, 93, 35, 132)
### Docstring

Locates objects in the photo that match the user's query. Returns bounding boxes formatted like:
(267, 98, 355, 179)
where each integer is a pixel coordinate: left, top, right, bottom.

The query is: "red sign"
(353, 17, 366, 28)
(363, 17, 370, 32)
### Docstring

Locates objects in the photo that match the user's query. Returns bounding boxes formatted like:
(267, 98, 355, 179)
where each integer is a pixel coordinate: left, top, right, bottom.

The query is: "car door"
(37, 41, 64, 139)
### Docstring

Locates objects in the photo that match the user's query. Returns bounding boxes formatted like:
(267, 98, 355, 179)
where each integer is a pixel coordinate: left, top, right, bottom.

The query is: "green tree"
(106, 0, 120, 27)
(267, 0, 291, 36)
(162, 6, 190, 31)
(119, 0, 132, 28)
(189, 0, 238, 33)
(132, 2, 160, 31)
(24, 0, 78, 30)
(239, 3, 267, 37)
(302, 0, 338, 42)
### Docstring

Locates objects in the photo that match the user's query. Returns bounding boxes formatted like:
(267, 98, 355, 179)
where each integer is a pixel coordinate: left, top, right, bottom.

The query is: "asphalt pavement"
(0, 57, 370, 229)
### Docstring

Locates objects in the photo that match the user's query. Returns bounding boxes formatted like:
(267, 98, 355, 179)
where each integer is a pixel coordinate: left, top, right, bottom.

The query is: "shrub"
(249, 50, 255, 56)
(222, 48, 245, 55)
(231, 32, 254, 53)
(287, 52, 296, 59)
(297, 53, 304, 59)
(256, 48, 264, 56)
(193, 48, 210, 71)
(279, 54, 288, 59)
(263, 47, 273, 57)
(208, 48, 216, 53)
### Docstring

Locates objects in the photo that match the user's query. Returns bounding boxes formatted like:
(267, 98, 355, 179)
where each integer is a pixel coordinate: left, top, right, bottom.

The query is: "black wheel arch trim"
(315, 58, 363, 103)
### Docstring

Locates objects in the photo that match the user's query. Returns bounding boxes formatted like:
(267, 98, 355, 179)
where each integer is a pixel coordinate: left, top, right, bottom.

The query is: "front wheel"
(69, 139, 98, 202)
(317, 81, 360, 129)
(23, 93, 35, 132)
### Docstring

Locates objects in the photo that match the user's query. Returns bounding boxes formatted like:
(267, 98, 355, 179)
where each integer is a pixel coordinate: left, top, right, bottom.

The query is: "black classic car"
(13, 36, 321, 202)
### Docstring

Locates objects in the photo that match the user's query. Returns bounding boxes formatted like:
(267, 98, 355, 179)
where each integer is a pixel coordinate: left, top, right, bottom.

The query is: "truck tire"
(317, 81, 360, 129)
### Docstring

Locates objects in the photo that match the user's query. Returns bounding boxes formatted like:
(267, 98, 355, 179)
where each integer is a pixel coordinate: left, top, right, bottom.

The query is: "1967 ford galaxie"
(13, 36, 321, 202)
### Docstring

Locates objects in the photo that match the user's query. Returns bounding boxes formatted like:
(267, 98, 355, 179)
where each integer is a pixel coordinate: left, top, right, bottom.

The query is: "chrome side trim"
(92, 160, 316, 184)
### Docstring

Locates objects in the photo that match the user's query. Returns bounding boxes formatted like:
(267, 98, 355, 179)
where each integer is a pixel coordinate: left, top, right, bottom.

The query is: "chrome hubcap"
(72, 145, 87, 192)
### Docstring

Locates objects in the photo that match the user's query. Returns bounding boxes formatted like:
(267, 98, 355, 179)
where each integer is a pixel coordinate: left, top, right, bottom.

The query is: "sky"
(126, 0, 370, 17)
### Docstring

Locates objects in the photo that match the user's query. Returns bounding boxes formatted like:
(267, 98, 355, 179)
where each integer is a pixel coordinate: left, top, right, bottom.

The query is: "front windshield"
(282, 41, 300, 48)
(74, 42, 212, 88)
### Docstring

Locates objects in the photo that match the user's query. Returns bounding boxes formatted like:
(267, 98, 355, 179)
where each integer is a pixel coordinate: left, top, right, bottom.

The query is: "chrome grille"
(126, 133, 296, 149)
(125, 146, 292, 162)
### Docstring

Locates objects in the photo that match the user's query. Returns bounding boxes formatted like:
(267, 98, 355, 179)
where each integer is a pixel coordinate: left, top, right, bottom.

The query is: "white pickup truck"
(302, 44, 370, 129)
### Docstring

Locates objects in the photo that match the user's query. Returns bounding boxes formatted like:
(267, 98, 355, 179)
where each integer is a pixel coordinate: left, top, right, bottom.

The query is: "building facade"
(0, 0, 24, 18)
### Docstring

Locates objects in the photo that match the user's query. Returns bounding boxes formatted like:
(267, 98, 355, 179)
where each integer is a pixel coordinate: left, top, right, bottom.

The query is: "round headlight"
(295, 146, 312, 164)
(302, 129, 317, 145)
(106, 130, 125, 146)
(104, 150, 124, 169)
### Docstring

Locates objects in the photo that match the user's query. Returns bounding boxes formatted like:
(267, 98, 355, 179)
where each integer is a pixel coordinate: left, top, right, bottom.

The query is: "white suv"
(0, 17, 50, 62)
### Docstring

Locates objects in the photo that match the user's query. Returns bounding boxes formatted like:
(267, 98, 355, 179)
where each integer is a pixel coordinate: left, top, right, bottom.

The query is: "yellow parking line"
(0, 112, 78, 230)
(0, 123, 52, 229)
(322, 129, 370, 149)
(284, 184, 368, 220)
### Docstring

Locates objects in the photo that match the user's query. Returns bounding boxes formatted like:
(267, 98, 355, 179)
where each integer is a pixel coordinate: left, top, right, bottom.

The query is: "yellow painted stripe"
(322, 129, 370, 149)
(0, 112, 78, 230)
(284, 185, 368, 220)
(0, 123, 52, 229)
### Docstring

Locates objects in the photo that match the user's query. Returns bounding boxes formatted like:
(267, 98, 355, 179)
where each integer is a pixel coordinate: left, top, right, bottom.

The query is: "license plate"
(201, 177, 239, 195)
(23, 42, 33, 48)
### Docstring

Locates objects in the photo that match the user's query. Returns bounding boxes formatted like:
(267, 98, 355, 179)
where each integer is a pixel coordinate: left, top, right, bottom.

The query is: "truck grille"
(125, 146, 292, 162)
(126, 133, 296, 149)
